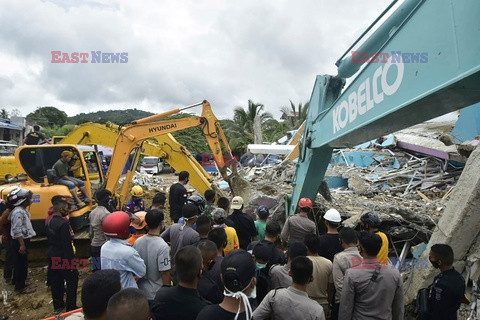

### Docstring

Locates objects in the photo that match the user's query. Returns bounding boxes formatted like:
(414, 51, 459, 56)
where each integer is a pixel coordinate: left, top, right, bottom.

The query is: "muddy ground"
(0, 172, 180, 320)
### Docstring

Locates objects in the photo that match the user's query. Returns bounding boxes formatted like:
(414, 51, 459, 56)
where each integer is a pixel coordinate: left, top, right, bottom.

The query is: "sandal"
(77, 201, 86, 208)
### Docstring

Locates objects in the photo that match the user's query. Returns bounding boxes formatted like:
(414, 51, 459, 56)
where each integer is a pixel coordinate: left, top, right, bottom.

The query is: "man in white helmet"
(318, 209, 343, 262)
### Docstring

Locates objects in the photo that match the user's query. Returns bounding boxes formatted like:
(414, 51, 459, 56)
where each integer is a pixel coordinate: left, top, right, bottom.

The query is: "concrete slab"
(405, 145, 480, 302)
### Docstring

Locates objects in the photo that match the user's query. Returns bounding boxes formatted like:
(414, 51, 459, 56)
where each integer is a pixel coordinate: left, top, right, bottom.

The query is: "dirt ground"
(0, 172, 181, 320)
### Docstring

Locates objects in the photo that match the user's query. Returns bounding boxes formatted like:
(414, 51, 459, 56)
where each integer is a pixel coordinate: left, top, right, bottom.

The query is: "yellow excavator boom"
(57, 121, 223, 199)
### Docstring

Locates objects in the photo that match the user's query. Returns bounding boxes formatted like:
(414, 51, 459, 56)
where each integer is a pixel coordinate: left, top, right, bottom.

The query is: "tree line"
(1, 101, 308, 154)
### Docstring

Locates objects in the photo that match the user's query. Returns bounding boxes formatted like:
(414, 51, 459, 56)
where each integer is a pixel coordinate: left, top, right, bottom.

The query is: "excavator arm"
(103, 100, 240, 205)
(288, 0, 480, 215)
(57, 122, 221, 198)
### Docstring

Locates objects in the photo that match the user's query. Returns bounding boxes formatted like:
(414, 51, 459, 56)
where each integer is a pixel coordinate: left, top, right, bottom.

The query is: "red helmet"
(298, 197, 313, 209)
(103, 211, 131, 239)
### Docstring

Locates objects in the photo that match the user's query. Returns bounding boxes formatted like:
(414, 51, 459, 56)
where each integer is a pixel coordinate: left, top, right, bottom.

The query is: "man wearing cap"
(169, 171, 190, 223)
(212, 208, 239, 255)
(196, 249, 257, 320)
(161, 203, 200, 269)
(253, 256, 326, 320)
(46, 195, 79, 313)
(229, 196, 258, 250)
(53, 150, 91, 207)
(134, 209, 172, 300)
(254, 206, 269, 241)
(318, 208, 343, 262)
(281, 197, 316, 245)
(360, 211, 389, 264)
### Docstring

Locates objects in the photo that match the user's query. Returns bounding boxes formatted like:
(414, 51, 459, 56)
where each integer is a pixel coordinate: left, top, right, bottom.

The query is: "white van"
(139, 156, 164, 175)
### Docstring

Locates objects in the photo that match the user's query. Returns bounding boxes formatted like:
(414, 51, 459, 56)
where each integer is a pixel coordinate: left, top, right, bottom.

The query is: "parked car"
(139, 156, 169, 174)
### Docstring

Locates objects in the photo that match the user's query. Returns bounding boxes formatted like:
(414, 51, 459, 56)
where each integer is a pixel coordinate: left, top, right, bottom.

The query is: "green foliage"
(68, 109, 155, 125)
(263, 119, 289, 143)
(41, 124, 76, 138)
(26, 106, 68, 127)
(280, 100, 309, 130)
(0, 108, 9, 120)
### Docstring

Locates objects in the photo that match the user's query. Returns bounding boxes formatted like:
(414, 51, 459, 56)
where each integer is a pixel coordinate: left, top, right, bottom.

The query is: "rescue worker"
(126, 185, 145, 214)
(360, 212, 389, 264)
(281, 197, 316, 245)
(318, 208, 343, 261)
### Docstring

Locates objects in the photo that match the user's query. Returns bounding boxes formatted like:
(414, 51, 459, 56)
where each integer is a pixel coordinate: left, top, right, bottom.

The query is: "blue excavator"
(287, 0, 480, 215)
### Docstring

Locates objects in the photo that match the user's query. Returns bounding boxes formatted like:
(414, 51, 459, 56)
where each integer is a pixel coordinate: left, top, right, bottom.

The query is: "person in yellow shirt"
(360, 212, 389, 264)
(211, 208, 239, 255)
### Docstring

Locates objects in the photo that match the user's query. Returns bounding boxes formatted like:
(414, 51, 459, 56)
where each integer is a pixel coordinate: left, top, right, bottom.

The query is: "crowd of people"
(0, 169, 467, 320)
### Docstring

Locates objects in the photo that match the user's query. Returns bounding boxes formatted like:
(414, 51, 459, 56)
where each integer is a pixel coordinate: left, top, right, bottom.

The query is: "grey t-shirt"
(134, 235, 171, 300)
(89, 206, 110, 247)
(269, 264, 292, 289)
(161, 224, 200, 263)
(280, 214, 316, 245)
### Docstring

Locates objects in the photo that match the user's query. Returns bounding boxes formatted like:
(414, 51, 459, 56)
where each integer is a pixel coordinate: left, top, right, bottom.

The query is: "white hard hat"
(324, 208, 342, 223)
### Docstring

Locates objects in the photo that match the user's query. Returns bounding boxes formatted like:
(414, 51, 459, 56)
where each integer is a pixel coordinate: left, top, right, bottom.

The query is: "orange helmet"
(298, 197, 313, 209)
(103, 211, 131, 239)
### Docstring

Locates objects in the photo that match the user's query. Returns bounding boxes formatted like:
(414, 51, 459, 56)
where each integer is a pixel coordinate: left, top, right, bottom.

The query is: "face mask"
(60, 207, 69, 217)
(256, 262, 266, 269)
(7, 178, 13, 182)
(429, 259, 440, 269)
(248, 285, 256, 299)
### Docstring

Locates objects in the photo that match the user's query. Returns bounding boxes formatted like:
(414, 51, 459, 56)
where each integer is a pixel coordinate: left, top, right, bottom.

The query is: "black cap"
(221, 249, 255, 292)
(51, 195, 70, 205)
(253, 242, 273, 261)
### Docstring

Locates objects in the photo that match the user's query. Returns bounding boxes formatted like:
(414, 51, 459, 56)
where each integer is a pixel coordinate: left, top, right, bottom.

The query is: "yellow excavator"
(0, 100, 243, 236)
(54, 121, 224, 198)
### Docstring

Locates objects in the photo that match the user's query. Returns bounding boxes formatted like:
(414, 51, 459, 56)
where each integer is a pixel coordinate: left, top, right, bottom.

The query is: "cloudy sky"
(0, 0, 392, 120)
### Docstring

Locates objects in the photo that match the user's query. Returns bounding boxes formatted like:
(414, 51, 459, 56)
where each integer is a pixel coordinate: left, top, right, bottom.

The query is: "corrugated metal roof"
(0, 119, 22, 130)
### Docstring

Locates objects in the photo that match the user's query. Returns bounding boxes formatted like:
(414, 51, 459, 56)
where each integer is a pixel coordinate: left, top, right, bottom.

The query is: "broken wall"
(405, 145, 480, 302)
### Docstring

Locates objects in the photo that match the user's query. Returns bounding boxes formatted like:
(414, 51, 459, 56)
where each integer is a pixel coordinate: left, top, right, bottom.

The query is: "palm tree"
(0, 108, 9, 120)
(232, 100, 273, 144)
(280, 100, 309, 129)
(233, 100, 273, 131)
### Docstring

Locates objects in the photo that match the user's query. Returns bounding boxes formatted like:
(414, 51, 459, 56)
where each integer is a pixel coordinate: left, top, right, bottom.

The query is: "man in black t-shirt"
(24, 125, 47, 145)
(168, 171, 189, 223)
(152, 246, 210, 320)
(229, 196, 258, 250)
(423, 244, 465, 320)
(46, 196, 78, 313)
(318, 208, 343, 261)
(197, 249, 256, 320)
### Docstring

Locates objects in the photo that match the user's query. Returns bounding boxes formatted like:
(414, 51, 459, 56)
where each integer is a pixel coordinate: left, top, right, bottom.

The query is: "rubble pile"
(237, 137, 466, 255)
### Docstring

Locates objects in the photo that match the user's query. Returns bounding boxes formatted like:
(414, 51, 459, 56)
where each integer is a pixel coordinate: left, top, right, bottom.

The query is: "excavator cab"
(0, 144, 104, 236)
